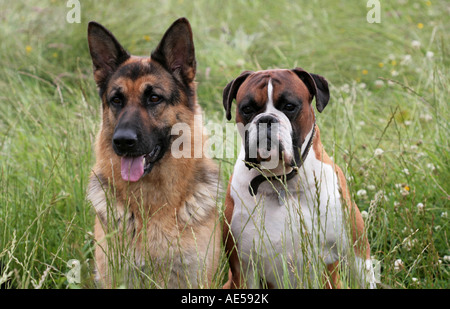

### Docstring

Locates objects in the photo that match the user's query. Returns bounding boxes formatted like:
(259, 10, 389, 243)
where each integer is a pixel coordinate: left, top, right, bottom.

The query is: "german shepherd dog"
(87, 18, 221, 288)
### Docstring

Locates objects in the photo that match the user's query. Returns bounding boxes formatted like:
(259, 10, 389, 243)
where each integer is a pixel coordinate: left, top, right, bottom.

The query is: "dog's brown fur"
(87, 18, 221, 288)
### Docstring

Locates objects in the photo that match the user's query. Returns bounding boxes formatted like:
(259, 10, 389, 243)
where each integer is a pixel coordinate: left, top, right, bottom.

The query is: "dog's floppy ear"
(87, 22, 130, 92)
(151, 18, 196, 85)
(292, 67, 330, 112)
(223, 71, 253, 120)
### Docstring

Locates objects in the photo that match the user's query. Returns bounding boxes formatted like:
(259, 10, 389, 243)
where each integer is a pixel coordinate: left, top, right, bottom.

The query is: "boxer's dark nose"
(257, 115, 279, 126)
(257, 115, 279, 136)
(256, 115, 279, 152)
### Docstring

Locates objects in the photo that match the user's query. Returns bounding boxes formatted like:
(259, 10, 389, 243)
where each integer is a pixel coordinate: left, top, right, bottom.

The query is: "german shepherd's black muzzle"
(113, 128, 138, 154)
(111, 109, 145, 157)
(112, 112, 169, 182)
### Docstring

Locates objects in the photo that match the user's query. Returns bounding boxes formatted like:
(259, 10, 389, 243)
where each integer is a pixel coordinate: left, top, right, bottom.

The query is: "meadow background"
(0, 0, 448, 289)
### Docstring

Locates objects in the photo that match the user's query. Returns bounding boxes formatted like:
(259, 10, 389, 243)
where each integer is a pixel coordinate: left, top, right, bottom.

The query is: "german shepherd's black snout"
(113, 128, 138, 154)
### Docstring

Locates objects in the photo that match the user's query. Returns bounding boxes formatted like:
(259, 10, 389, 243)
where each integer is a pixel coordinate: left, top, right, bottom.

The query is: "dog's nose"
(257, 115, 279, 126)
(256, 115, 280, 152)
(257, 115, 279, 135)
(113, 129, 138, 153)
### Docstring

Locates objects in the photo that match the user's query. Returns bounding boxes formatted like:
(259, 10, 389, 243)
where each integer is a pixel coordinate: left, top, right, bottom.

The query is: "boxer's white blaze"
(267, 79, 274, 106)
(264, 79, 293, 165)
(261, 80, 279, 162)
(265, 79, 276, 114)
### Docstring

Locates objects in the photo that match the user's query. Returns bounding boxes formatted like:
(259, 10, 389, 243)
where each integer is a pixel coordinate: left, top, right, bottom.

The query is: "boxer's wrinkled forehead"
(236, 72, 270, 107)
(236, 70, 312, 109)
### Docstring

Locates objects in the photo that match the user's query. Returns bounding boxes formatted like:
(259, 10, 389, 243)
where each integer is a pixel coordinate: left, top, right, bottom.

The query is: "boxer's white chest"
(230, 147, 349, 288)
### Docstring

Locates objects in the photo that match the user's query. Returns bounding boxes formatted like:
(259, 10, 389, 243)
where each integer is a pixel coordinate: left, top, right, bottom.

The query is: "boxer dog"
(222, 69, 377, 288)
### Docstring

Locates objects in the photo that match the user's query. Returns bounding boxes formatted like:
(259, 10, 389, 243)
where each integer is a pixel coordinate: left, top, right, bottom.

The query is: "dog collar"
(248, 122, 316, 196)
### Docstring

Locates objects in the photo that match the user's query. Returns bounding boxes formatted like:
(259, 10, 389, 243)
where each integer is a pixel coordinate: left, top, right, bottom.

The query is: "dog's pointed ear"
(87, 21, 130, 91)
(223, 71, 253, 120)
(151, 18, 196, 84)
(292, 67, 330, 112)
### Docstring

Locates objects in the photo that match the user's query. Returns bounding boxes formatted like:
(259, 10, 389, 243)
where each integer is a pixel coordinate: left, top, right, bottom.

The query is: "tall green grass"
(0, 0, 448, 288)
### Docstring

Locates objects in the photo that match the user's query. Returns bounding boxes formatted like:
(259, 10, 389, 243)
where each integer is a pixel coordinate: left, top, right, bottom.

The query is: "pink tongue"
(121, 156, 145, 182)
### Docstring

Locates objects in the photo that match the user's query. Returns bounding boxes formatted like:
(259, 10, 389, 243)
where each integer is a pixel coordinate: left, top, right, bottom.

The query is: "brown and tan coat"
(87, 18, 221, 288)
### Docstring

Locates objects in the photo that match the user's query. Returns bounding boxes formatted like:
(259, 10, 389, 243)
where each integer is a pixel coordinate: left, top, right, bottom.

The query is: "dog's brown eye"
(147, 95, 162, 104)
(284, 103, 296, 112)
(242, 106, 254, 115)
(111, 97, 122, 107)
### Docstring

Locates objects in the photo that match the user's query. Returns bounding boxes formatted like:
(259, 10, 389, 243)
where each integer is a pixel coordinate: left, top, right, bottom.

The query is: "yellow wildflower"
(417, 23, 424, 29)
(362, 69, 368, 75)
(25, 45, 32, 54)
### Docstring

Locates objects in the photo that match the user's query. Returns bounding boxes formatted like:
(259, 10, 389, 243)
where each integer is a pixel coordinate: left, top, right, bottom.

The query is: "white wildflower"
(361, 210, 369, 219)
(403, 238, 417, 251)
(411, 40, 421, 49)
(236, 59, 245, 67)
(416, 152, 426, 158)
(374, 148, 384, 156)
(420, 114, 432, 122)
(441, 212, 448, 218)
(426, 51, 434, 59)
(402, 227, 414, 234)
(401, 54, 412, 65)
(341, 83, 350, 94)
(367, 184, 376, 191)
(374, 79, 384, 88)
(394, 259, 404, 271)
(416, 203, 424, 211)
(426, 163, 436, 171)
(357, 189, 367, 197)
